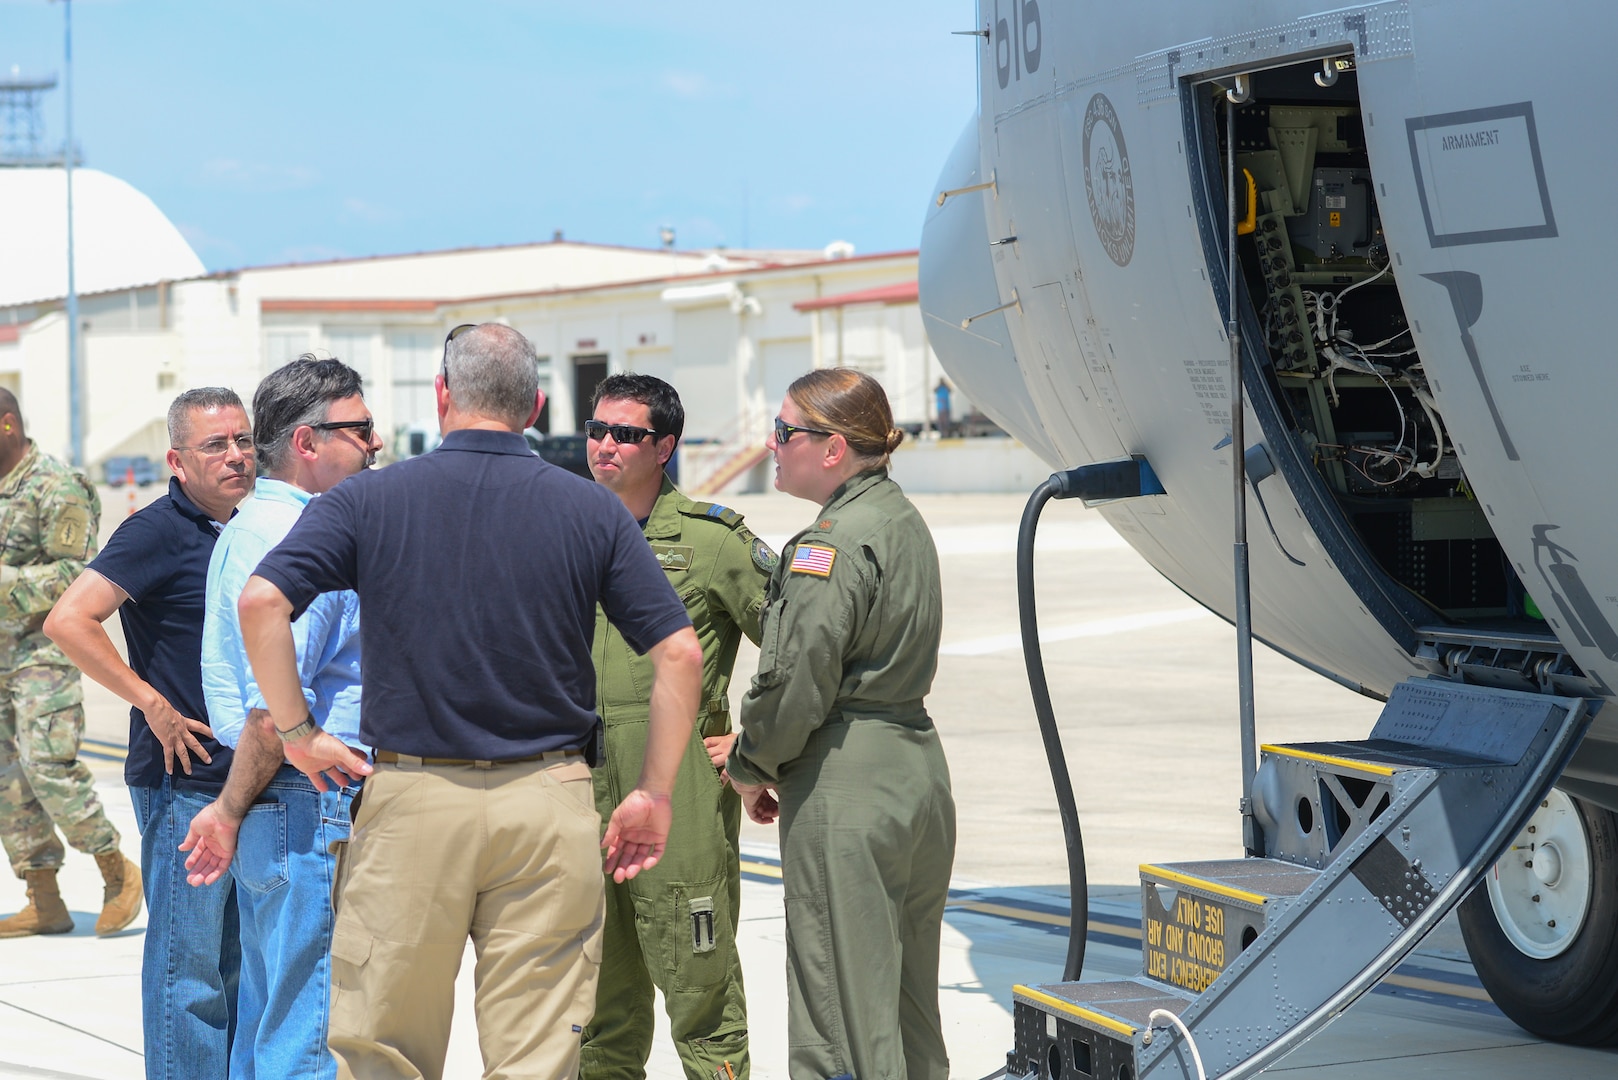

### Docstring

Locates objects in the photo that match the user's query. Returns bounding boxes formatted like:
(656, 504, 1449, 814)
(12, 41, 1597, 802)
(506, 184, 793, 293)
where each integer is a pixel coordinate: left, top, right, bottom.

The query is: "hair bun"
(884, 428, 905, 454)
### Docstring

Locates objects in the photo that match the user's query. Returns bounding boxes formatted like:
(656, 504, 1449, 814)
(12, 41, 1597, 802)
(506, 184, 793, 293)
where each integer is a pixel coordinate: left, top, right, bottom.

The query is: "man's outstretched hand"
(602, 788, 673, 882)
(179, 801, 240, 887)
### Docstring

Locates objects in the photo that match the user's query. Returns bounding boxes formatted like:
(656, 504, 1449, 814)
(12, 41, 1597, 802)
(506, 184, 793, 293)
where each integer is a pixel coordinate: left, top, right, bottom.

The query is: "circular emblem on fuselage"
(1082, 92, 1136, 267)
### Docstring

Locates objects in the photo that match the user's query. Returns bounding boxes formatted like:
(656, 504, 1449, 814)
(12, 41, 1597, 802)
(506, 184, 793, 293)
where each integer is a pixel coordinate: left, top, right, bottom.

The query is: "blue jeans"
(232, 770, 356, 1080)
(131, 782, 241, 1080)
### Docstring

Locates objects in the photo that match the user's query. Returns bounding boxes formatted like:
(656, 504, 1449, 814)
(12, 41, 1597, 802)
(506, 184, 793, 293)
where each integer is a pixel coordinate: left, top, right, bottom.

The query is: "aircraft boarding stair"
(694, 443, 771, 497)
(1005, 678, 1591, 1080)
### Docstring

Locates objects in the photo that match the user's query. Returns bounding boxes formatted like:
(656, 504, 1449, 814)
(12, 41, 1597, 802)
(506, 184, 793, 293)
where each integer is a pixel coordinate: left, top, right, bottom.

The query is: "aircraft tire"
(1458, 793, 1618, 1046)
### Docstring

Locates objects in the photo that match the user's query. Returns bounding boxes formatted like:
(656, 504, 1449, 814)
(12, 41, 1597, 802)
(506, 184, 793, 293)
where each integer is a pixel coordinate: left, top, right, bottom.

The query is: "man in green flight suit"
(580, 374, 774, 1080)
(0, 389, 142, 939)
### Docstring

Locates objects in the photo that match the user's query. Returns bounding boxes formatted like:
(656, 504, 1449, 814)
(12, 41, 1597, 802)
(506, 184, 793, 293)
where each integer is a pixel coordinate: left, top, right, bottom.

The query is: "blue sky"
(4, 1, 979, 271)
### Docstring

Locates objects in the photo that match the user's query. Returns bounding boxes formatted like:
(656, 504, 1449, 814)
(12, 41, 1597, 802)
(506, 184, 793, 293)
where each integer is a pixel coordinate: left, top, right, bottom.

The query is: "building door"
(572, 354, 608, 432)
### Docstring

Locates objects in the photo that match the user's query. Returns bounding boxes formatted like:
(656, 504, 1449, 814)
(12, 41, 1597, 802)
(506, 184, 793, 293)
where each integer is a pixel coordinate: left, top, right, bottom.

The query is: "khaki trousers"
(328, 755, 605, 1080)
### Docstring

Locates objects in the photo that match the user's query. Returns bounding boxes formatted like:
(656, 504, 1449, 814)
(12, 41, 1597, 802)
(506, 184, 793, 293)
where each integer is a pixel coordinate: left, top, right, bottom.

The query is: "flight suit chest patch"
(790, 544, 836, 577)
(652, 543, 695, 572)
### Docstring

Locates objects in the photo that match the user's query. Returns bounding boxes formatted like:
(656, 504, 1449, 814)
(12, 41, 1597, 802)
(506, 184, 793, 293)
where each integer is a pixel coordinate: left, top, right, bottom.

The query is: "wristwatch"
(275, 715, 319, 744)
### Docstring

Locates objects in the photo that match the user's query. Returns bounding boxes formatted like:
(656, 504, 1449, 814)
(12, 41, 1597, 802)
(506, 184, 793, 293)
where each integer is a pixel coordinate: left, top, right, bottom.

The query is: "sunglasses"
(773, 417, 832, 444)
(442, 323, 478, 388)
(584, 420, 661, 444)
(172, 433, 255, 457)
(313, 419, 375, 442)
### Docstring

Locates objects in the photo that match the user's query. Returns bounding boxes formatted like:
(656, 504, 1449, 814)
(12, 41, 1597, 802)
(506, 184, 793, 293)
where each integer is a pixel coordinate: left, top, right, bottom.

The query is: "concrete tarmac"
(0, 483, 1610, 1078)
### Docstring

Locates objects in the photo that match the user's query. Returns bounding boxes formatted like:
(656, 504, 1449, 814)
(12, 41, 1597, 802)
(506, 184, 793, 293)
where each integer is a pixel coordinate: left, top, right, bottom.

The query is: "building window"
(325, 330, 374, 381)
(388, 331, 437, 435)
(535, 358, 553, 434)
(265, 331, 312, 370)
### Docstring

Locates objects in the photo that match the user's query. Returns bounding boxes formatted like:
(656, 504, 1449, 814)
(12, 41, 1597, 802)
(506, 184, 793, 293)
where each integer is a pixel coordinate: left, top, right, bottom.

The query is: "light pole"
(57, 0, 83, 466)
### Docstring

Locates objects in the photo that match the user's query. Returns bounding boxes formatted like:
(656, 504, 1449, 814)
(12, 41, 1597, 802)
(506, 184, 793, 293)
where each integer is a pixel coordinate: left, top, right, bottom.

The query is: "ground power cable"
(1018, 472, 1091, 984)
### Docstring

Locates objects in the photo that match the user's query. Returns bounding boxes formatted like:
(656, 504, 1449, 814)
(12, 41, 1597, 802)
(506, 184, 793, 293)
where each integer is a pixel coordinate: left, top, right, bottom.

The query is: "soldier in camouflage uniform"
(581, 375, 775, 1080)
(0, 390, 142, 938)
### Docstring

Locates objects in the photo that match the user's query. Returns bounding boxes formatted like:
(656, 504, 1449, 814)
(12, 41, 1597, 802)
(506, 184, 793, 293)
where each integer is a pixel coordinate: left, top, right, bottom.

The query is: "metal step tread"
(1014, 977, 1193, 1037)
(1142, 857, 1320, 906)
(1263, 737, 1506, 773)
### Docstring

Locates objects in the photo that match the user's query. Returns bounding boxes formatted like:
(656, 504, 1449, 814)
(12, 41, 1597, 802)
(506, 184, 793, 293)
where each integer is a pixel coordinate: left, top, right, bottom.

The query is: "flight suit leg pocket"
(669, 874, 731, 993)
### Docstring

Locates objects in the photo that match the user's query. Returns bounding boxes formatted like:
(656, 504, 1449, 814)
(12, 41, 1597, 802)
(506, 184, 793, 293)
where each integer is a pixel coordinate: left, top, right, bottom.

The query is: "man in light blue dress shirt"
(183, 356, 382, 1080)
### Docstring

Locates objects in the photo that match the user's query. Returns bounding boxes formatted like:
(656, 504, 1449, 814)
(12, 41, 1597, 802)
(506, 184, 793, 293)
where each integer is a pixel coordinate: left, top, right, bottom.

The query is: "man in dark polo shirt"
(46, 387, 253, 1080)
(238, 323, 703, 1079)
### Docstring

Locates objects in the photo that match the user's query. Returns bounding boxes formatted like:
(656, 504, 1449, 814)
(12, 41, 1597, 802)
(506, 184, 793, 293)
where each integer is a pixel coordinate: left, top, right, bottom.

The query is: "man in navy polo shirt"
(47, 387, 254, 1080)
(238, 323, 703, 1079)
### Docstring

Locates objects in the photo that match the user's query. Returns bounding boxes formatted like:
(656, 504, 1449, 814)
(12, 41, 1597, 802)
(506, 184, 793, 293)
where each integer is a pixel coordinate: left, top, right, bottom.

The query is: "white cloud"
(662, 70, 727, 100)
(199, 159, 319, 193)
(340, 197, 396, 224)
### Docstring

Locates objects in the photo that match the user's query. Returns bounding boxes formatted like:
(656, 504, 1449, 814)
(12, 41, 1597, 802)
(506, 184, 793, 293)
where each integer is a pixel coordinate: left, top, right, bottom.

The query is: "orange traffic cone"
(126, 466, 137, 516)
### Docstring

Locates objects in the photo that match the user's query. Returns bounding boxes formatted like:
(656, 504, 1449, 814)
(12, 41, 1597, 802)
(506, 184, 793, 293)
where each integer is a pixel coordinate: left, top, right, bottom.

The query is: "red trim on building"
(260, 299, 442, 314)
(792, 280, 919, 312)
(441, 250, 919, 310)
(0, 323, 22, 344)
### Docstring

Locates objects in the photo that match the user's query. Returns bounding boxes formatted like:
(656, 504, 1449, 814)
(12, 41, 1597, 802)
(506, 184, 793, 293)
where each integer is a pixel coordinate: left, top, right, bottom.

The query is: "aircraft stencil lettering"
(992, 0, 1041, 88)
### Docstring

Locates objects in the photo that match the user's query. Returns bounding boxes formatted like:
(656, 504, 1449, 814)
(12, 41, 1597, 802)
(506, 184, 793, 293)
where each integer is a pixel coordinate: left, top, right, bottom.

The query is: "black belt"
(374, 749, 583, 768)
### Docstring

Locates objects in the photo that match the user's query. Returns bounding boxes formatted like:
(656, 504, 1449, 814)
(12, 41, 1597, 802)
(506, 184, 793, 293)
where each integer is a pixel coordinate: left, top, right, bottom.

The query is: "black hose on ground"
(1018, 473, 1089, 983)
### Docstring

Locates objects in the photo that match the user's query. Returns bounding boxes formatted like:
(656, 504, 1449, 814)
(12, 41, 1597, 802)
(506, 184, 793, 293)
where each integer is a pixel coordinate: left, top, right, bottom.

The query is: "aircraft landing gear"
(1459, 790, 1618, 1045)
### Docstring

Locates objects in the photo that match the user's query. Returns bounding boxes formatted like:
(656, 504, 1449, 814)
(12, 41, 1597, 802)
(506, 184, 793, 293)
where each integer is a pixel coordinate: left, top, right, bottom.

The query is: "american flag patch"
(790, 544, 836, 577)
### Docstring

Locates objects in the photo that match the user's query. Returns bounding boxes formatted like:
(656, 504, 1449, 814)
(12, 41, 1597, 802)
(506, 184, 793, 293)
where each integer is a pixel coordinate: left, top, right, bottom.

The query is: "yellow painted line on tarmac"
(739, 858, 782, 879)
(82, 737, 128, 762)
(1261, 744, 1396, 777)
(945, 899, 1142, 941)
(1383, 972, 1492, 1002)
(951, 899, 1070, 928)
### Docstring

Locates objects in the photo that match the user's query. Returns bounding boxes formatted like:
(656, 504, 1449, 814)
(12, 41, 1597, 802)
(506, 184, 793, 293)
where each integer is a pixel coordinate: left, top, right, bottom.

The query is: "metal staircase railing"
(686, 403, 771, 496)
(1004, 678, 1591, 1080)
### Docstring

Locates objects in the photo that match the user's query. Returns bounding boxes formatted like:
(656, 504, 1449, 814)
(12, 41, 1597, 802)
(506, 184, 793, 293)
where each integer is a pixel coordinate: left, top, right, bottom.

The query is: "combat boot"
(0, 869, 74, 937)
(93, 852, 142, 936)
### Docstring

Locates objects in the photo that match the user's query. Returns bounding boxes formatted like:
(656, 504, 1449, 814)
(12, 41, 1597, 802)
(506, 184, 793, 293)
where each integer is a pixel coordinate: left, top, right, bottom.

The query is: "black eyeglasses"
(442, 323, 478, 388)
(773, 417, 832, 444)
(173, 433, 255, 457)
(584, 420, 661, 444)
(313, 419, 375, 442)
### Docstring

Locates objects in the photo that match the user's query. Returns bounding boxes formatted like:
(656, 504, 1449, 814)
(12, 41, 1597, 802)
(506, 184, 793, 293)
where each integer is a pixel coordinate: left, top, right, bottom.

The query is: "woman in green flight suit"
(726, 369, 957, 1080)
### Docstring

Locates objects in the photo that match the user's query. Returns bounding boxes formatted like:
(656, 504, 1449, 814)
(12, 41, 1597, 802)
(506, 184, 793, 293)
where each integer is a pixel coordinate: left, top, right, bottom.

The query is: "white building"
(1, 166, 1033, 493)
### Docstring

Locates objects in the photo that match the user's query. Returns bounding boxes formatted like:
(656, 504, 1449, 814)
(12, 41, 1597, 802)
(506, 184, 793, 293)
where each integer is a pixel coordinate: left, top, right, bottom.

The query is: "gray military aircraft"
(920, 2, 1618, 1077)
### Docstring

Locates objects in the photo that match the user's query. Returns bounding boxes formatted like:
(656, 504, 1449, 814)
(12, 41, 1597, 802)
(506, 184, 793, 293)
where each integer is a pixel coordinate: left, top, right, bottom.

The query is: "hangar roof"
(0, 167, 206, 307)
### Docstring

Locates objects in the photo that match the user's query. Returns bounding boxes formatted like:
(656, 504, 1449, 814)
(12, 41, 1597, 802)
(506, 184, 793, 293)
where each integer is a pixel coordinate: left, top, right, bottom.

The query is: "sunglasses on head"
(584, 419, 661, 444)
(313, 419, 375, 442)
(773, 416, 833, 443)
(442, 323, 478, 388)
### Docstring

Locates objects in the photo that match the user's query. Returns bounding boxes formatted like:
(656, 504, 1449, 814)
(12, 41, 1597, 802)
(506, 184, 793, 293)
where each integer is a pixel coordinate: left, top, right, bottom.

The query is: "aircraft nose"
(919, 114, 1059, 463)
